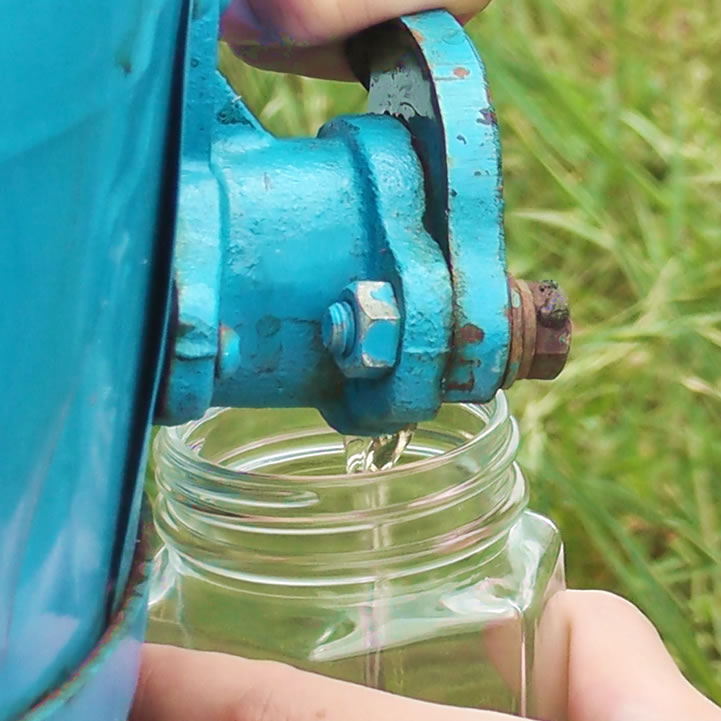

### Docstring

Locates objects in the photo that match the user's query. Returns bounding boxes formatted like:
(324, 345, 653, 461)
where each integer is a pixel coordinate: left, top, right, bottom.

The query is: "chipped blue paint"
(217, 325, 242, 380)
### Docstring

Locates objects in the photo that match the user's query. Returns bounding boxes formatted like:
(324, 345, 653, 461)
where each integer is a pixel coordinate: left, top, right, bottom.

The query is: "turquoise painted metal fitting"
(158, 0, 225, 424)
(157, 7, 553, 435)
(155, 26, 456, 433)
(348, 13, 511, 401)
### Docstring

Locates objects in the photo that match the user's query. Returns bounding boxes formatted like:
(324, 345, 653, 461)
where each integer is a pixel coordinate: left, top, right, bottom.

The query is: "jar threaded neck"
(153, 395, 526, 589)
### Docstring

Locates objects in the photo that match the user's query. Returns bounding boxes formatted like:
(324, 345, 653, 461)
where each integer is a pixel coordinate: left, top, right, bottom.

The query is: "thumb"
(220, 0, 492, 79)
(543, 591, 721, 721)
(221, 0, 490, 46)
(130, 644, 515, 721)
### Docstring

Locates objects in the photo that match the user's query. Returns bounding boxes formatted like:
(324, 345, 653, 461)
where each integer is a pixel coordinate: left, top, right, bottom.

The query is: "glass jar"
(147, 394, 566, 717)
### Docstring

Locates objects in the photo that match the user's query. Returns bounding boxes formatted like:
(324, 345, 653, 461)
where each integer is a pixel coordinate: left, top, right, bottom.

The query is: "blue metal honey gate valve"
(0, 1, 570, 720)
(158, 3, 571, 436)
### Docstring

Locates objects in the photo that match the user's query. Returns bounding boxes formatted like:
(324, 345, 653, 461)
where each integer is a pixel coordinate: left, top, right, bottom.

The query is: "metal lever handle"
(346, 11, 571, 393)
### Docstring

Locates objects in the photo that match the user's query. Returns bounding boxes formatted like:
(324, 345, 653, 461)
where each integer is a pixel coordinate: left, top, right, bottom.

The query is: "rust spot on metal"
(457, 324, 485, 344)
(411, 28, 425, 43)
(503, 277, 572, 387)
(533, 280, 571, 329)
(477, 108, 497, 125)
(453, 67, 470, 78)
(527, 280, 572, 380)
(503, 277, 535, 388)
(445, 374, 475, 393)
(445, 324, 485, 393)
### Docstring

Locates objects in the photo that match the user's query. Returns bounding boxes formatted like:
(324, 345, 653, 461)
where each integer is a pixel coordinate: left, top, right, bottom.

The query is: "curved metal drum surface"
(0, 1, 184, 717)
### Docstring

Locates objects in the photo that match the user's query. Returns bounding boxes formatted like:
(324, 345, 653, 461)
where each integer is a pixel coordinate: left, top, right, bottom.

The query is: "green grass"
(216, 0, 721, 700)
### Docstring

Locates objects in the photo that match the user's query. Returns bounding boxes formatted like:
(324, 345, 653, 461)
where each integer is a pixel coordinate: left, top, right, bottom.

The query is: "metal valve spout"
(156, 6, 572, 436)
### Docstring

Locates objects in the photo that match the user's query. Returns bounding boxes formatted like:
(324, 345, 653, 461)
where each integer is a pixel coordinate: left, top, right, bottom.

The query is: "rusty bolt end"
(527, 280, 571, 380)
(504, 277, 572, 387)
(533, 280, 571, 329)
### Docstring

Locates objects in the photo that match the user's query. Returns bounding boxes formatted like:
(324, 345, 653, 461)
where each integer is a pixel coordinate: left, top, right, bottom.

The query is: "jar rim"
(158, 392, 510, 485)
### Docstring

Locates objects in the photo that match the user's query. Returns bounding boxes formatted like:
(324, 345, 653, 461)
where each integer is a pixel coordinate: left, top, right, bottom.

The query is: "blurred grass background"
(215, 0, 721, 700)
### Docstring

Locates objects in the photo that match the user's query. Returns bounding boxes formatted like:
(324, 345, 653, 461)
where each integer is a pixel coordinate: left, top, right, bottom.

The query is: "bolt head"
(527, 280, 571, 380)
(504, 277, 572, 386)
(332, 281, 402, 379)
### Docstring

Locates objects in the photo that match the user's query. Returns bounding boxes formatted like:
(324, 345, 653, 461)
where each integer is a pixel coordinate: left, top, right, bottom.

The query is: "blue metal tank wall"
(0, 1, 185, 717)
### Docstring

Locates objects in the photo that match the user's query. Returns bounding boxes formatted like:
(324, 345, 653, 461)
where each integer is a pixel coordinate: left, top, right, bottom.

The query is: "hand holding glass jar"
(142, 396, 721, 721)
(132, 591, 721, 721)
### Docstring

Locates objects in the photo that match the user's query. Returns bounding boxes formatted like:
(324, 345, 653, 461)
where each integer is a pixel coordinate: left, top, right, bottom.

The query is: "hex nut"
(527, 280, 571, 380)
(332, 281, 402, 379)
(504, 277, 571, 387)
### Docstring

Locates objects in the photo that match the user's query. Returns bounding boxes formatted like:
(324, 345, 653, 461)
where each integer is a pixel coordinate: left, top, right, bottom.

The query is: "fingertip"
(560, 591, 703, 721)
(221, 1, 264, 44)
(230, 42, 356, 81)
(223, 0, 493, 48)
(563, 589, 666, 643)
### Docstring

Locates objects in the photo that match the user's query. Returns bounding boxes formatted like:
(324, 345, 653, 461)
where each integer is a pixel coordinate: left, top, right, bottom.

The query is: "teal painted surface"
(0, 0, 185, 717)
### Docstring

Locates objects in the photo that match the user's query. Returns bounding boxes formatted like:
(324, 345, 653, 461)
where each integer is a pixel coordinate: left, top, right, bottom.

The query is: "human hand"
(220, 0, 493, 79)
(131, 591, 721, 721)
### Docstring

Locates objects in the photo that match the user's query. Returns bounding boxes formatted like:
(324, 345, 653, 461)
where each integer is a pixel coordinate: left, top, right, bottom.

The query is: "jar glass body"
(147, 395, 566, 717)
